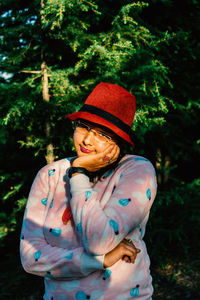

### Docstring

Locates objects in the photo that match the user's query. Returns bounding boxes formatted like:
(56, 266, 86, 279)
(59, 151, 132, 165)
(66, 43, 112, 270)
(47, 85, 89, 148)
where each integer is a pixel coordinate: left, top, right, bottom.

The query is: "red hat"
(66, 82, 136, 146)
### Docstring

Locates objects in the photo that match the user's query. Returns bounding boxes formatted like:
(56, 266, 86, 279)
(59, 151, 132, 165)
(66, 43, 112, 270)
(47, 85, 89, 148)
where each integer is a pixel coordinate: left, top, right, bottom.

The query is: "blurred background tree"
(0, 0, 199, 298)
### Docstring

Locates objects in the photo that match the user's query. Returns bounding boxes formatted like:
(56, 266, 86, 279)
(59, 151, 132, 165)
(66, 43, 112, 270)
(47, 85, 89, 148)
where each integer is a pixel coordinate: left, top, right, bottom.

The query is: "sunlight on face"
(73, 120, 118, 158)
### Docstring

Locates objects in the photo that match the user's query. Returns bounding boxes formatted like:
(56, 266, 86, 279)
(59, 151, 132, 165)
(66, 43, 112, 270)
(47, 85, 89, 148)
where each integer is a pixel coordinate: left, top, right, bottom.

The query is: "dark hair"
(89, 139, 134, 182)
(88, 153, 124, 182)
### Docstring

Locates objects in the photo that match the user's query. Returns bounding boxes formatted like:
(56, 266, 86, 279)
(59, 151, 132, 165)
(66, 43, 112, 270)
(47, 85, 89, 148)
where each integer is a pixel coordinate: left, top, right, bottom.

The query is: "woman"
(20, 83, 157, 299)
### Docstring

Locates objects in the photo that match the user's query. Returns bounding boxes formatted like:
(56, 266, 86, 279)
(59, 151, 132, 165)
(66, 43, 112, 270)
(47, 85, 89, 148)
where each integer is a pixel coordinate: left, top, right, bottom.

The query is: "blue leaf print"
(77, 223, 83, 234)
(85, 191, 92, 201)
(65, 252, 74, 259)
(24, 208, 27, 218)
(48, 169, 55, 176)
(63, 280, 80, 291)
(140, 227, 143, 236)
(109, 219, 119, 235)
(34, 250, 41, 261)
(91, 290, 104, 298)
(41, 198, 48, 206)
(45, 271, 54, 279)
(58, 295, 68, 300)
(103, 170, 113, 179)
(134, 157, 147, 161)
(83, 235, 89, 252)
(138, 225, 143, 237)
(103, 269, 112, 280)
(146, 188, 151, 200)
(130, 285, 140, 297)
(49, 227, 62, 237)
(112, 185, 116, 194)
(90, 280, 100, 286)
(75, 290, 90, 300)
(50, 199, 54, 208)
(118, 198, 131, 206)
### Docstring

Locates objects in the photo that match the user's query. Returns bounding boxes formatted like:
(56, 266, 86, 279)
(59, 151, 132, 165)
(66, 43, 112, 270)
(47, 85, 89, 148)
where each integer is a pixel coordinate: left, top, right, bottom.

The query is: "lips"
(80, 146, 92, 153)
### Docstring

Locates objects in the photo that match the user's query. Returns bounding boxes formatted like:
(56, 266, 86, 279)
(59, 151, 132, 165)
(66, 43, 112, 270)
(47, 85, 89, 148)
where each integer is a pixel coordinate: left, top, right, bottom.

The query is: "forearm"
(69, 161, 157, 256)
(20, 234, 104, 279)
(20, 166, 104, 280)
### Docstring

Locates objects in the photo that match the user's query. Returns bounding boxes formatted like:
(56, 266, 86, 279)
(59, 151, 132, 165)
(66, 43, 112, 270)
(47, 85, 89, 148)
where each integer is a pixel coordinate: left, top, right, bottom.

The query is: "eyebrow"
(77, 119, 119, 140)
(82, 122, 114, 136)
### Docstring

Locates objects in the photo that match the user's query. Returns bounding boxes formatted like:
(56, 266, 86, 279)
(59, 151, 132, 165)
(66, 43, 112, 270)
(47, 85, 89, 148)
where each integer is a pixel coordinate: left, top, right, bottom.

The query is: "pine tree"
(140, 0, 200, 257)
(1, 0, 200, 297)
(2, 0, 196, 265)
(0, 0, 173, 243)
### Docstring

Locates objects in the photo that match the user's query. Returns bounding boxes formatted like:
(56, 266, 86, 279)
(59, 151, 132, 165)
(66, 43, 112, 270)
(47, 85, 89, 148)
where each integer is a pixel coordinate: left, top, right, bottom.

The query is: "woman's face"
(73, 120, 119, 158)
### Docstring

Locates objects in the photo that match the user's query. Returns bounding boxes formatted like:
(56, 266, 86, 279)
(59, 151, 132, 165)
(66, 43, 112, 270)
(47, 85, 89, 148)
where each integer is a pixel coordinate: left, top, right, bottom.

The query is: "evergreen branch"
(3, 183, 23, 202)
(21, 70, 41, 74)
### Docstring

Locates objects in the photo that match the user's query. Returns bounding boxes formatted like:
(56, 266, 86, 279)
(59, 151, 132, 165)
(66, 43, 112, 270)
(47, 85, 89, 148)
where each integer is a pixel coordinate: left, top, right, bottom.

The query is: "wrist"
(71, 172, 81, 177)
(71, 162, 81, 168)
(103, 253, 111, 268)
(68, 167, 90, 178)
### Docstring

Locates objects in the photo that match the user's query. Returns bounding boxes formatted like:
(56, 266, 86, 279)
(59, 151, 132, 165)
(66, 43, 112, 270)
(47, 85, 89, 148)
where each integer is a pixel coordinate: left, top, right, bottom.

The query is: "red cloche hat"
(66, 82, 136, 146)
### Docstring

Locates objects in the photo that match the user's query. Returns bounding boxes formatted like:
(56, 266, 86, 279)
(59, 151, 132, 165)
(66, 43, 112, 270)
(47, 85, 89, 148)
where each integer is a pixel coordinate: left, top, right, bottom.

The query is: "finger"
(125, 243, 140, 256)
(101, 148, 116, 164)
(124, 252, 136, 264)
(103, 145, 120, 164)
(95, 146, 113, 162)
(102, 156, 110, 161)
(123, 239, 136, 249)
(121, 247, 137, 263)
(114, 146, 120, 160)
(122, 255, 131, 263)
(123, 244, 140, 262)
(109, 145, 120, 161)
(105, 145, 118, 162)
(123, 240, 140, 254)
(102, 144, 115, 158)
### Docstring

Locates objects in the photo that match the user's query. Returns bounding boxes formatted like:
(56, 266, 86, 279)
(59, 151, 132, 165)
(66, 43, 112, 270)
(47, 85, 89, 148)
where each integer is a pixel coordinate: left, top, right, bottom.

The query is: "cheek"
(95, 143, 108, 154)
(73, 132, 82, 149)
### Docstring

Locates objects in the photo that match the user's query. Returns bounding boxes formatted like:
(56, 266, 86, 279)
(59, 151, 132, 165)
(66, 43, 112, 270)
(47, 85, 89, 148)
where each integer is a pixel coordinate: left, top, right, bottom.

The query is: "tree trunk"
(156, 148, 162, 185)
(156, 148, 171, 185)
(41, 61, 54, 164)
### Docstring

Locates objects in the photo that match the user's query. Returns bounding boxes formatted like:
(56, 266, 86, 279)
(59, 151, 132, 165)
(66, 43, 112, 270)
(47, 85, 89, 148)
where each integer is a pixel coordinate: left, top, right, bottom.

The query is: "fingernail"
(103, 156, 109, 161)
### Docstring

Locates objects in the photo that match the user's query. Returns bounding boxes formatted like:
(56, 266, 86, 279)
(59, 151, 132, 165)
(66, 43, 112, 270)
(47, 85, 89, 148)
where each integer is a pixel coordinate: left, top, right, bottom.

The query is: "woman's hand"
(103, 239, 140, 268)
(72, 144, 120, 172)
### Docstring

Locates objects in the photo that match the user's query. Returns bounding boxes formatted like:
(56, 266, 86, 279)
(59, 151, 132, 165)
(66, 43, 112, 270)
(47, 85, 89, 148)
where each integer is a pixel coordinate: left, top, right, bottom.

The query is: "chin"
(79, 151, 94, 157)
(76, 148, 90, 157)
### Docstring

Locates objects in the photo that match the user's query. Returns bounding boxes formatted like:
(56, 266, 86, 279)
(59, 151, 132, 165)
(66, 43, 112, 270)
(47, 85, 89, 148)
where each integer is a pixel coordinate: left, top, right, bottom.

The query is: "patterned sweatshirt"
(20, 154, 157, 300)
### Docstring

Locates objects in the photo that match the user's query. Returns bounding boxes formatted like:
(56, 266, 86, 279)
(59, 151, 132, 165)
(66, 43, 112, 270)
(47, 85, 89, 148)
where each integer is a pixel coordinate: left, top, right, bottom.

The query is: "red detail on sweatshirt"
(62, 206, 72, 224)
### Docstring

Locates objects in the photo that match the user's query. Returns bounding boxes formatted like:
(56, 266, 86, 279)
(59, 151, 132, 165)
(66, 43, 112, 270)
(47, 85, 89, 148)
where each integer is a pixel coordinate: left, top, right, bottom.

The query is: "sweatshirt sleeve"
(20, 165, 104, 280)
(69, 158, 157, 255)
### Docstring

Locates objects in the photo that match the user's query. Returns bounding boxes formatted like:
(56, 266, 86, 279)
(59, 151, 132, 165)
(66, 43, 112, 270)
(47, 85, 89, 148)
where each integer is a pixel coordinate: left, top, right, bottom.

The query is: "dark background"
(0, 0, 199, 298)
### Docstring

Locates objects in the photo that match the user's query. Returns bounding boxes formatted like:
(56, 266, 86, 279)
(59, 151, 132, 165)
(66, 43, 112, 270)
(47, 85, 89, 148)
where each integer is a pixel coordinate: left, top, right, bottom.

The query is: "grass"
(151, 257, 200, 299)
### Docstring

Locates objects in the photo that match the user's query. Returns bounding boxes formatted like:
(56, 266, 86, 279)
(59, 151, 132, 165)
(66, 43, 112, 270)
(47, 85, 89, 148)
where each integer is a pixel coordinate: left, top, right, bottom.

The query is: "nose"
(82, 130, 95, 145)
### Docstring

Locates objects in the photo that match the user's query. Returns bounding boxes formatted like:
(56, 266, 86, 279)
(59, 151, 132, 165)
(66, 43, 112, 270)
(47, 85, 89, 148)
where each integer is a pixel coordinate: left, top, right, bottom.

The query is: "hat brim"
(66, 111, 134, 147)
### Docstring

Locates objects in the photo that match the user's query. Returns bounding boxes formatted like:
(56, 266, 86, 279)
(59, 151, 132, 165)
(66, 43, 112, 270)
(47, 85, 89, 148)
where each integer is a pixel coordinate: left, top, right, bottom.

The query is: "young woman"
(20, 83, 157, 299)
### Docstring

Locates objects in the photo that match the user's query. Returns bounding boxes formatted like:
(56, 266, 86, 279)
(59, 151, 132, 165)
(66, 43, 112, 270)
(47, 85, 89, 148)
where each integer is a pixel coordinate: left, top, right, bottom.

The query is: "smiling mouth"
(80, 146, 92, 153)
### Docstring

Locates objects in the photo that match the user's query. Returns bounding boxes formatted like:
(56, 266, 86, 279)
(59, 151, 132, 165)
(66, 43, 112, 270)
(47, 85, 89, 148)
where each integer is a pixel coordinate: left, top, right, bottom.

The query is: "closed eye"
(97, 131, 112, 140)
(78, 122, 90, 131)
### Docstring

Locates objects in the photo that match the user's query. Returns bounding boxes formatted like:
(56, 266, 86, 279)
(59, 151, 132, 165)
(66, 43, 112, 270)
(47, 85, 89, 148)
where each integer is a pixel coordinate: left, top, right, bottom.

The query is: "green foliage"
(41, 0, 101, 31)
(147, 178, 200, 262)
(0, 171, 26, 245)
(0, 0, 199, 267)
